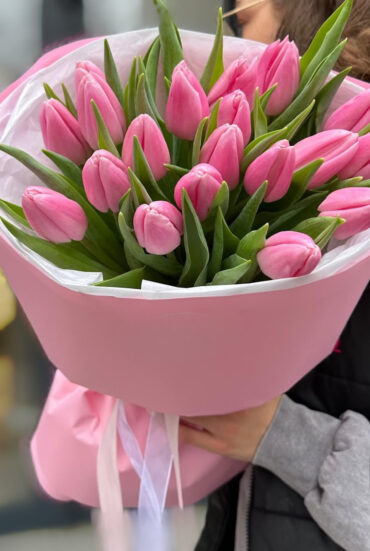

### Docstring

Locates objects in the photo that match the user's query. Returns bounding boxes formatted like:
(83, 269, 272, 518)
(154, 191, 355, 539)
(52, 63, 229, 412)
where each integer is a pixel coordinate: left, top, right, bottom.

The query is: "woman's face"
(236, 0, 282, 44)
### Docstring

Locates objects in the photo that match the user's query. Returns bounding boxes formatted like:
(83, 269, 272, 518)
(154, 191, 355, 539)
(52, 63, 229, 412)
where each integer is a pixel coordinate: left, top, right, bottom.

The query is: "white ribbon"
(96, 399, 183, 551)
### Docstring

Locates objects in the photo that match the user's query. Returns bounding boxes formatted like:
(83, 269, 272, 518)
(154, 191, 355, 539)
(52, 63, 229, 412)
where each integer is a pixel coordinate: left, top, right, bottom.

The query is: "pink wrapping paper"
(0, 30, 368, 507)
(31, 371, 244, 507)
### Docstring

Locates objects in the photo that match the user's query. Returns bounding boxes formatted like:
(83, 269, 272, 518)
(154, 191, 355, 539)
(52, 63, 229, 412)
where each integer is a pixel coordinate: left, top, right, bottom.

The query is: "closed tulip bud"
(199, 124, 244, 190)
(133, 201, 183, 255)
(244, 139, 295, 202)
(294, 130, 359, 189)
(338, 133, 370, 181)
(122, 114, 170, 181)
(174, 163, 223, 221)
(76, 62, 126, 150)
(318, 187, 370, 240)
(257, 231, 321, 279)
(165, 61, 210, 140)
(208, 57, 258, 107)
(82, 150, 130, 212)
(40, 99, 90, 165)
(323, 89, 370, 133)
(257, 37, 300, 116)
(22, 186, 88, 243)
(217, 90, 251, 145)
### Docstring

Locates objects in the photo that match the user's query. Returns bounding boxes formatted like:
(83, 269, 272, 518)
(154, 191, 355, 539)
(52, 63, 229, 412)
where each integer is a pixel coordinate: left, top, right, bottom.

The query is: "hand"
(179, 395, 282, 463)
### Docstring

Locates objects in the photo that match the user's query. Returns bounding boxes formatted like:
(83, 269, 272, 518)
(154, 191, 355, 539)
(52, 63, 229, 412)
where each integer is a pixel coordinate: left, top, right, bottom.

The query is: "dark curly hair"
(224, 0, 370, 82)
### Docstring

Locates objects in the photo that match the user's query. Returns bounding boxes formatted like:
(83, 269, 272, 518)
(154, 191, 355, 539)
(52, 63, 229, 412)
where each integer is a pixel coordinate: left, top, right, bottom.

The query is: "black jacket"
(196, 283, 370, 551)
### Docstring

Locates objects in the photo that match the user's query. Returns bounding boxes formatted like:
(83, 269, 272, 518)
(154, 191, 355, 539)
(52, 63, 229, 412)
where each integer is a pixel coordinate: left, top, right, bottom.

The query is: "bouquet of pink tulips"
(0, 0, 369, 290)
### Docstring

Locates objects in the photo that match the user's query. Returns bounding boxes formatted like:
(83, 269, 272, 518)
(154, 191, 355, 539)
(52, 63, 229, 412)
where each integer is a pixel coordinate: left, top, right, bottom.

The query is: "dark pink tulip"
(76, 62, 126, 150)
(294, 130, 359, 189)
(338, 133, 370, 181)
(257, 231, 321, 279)
(22, 186, 88, 243)
(217, 90, 251, 145)
(122, 114, 170, 181)
(174, 163, 223, 221)
(82, 150, 130, 212)
(40, 99, 90, 165)
(324, 89, 370, 133)
(318, 187, 370, 240)
(244, 139, 295, 202)
(166, 61, 210, 140)
(257, 37, 300, 116)
(208, 57, 258, 107)
(133, 201, 183, 255)
(199, 124, 244, 190)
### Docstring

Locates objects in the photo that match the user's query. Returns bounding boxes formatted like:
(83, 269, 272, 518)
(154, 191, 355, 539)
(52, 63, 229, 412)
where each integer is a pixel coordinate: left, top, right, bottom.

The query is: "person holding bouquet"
(181, 1, 370, 550)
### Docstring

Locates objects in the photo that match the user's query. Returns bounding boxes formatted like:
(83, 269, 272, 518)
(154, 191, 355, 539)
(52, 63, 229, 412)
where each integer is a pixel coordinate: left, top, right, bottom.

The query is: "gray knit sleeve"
(252, 395, 370, 551)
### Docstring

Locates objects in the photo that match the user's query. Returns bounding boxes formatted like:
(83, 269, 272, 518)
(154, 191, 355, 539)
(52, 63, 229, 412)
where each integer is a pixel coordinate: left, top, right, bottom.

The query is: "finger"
(179, 423, 225, 455)
(181, 414, 223, 432)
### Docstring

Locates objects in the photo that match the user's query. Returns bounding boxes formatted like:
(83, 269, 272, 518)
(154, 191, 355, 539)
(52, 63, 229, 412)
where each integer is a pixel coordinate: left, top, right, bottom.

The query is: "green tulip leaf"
(252, 89, 268, 139)
(236, 223, 268, 283)
(202, 181, 230, 233)
(299, 0, 352, 90)
(128, 167, 152, 208)
(132, 136, 168, 200)
(91, 100, 120, 157)
(1, 217, 117, 278)
(143, 36, 161, 100)
(293, 216, 345, 249)
(205, 99, 221, 141)
(135, 73, 157, 119)
(230, 181, 268, 238)
(153, 0, 183, 83)
(192, 117, 208, 166)
(42, 149, 84, 190)
(200, 8, 224, 93)
(163, 163, 189, 177)
(179, 190, 209, 287)
(0, 199, 30, 229)
(104, 39, 126, 109)
(124, 57, 138, 124)
(95, 267, 146, 288)
(359, 123, 370, 137)
(267, 191, 328, 235)
(210, 259, 251, 286)
(241, 128, 287, 173)
(43, 82, 62, 102)
(61, 83, 78, 118)
(260, 84, 278, 112)
(208, 207, 239, 279)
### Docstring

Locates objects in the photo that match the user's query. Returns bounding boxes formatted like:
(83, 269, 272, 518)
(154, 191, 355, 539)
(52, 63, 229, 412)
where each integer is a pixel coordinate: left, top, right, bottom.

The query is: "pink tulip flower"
(294, 130, 359, 189)
(22, 186, 88, 243)
(199, 124, 244, 190)
(217, 90, 251, 145)
(318, 187, 370, 240)
(174, 163, 223, 221)
(76, 62, 126, 150)
(338, 133, 370, 181)
(257, 37, 300, 116)
(257, 231, 322, 279)
(122, 114, 170, 181)
(244, 139, 295, 202)
(133, 201, 183, 255)
(208, 56, 258, 107)
(166, 61, 210, 140)
(323, 89, 370, 133)
(82, 150, 130, 212)
(40, 99, 90, 165)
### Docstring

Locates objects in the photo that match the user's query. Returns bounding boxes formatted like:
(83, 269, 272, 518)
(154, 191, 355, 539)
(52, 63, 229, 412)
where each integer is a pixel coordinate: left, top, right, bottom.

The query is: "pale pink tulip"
(22, 186, 88, 243)
(244, 140, 295, 202)
(294, 130, 359, 189)
(82, 150, 130, 212)
(133, 201, 183, 255)
(174, 163, 223, 221)
(217, 90, 251, 145)
(257, 231, 321, 279)
(318, 187, 370, 239)
(122, 114, 170, 181)
(166, 61, 209, 140)
(199, 124, 244, 190)
(40, 99, 90, 165)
